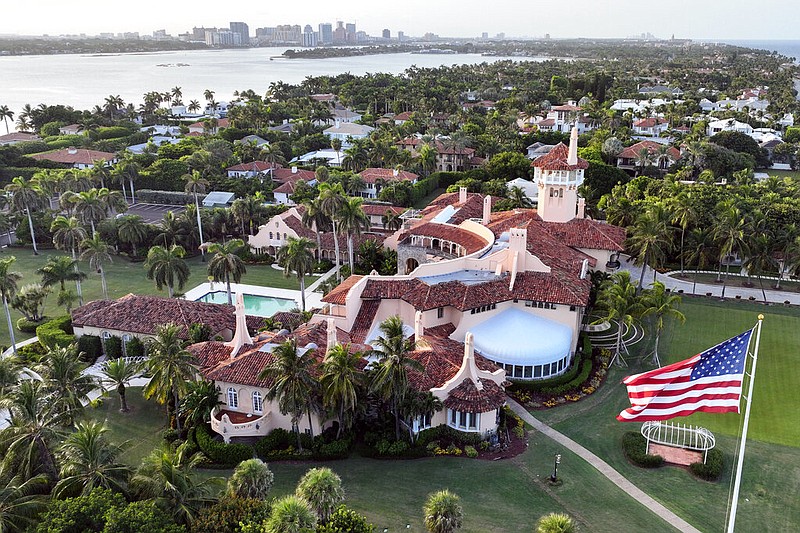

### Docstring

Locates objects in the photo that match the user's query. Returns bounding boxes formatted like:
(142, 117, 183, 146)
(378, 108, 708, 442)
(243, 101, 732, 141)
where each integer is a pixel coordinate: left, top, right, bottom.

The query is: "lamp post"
(550, 453, 562, 482)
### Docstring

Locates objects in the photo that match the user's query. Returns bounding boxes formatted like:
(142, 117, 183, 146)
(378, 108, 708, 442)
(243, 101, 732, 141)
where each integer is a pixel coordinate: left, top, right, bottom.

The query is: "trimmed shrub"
(622, 432, 664, 468)
(103, 335, 123, 359)
(15, 341, 47, 363)
(464, 445, 478, 458)
(17, 317, 42, 333)
(125, 336, 145, 358)
(136, 189, 194, 205)
(416, 424, 482, 447)
(318, 505, 374, 533)
(195, 423, 253, 466)
(690, 448, 724, 481)
(36, 315, 74, 349)
(191, 497, 271, 533)
(77, 334, 103, 362)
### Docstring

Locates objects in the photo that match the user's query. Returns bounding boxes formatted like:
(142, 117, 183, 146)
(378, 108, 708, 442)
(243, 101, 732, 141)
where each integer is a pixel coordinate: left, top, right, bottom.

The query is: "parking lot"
(124, 203, 185, 224)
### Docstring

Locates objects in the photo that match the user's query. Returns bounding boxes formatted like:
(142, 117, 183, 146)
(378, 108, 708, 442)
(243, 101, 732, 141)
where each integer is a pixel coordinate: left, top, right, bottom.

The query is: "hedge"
(36, 315, 74, 349)
(136, 189, 194, 205)
(17, 317, 43, 333)
(690, 448, 724, 481)
(622, 432, 664, 468)
(125, 336, 145, 358)
(254, 428, 351, 461)
(539, 359, 593, 396)
(77, 335, 103, 363)
(416, 424, 482, 447)
(195, 423, 254, 466)
(103, 335, 123, 359)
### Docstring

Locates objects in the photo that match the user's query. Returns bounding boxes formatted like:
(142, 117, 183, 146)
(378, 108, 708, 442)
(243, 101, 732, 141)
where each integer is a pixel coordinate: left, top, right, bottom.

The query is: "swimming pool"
(196, 291, 297, 317)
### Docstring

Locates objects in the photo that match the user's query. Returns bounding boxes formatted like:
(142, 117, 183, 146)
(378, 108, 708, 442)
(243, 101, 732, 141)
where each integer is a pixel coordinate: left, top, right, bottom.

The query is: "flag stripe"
(627, 378, 742, 398)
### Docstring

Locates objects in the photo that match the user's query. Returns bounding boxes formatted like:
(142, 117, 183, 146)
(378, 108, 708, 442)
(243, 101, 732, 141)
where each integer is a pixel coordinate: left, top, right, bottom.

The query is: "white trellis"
(641, 421, 716, 464)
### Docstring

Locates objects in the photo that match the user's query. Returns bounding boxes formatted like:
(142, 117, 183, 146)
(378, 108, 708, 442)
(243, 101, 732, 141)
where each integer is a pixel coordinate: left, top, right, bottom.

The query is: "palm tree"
(264, 495, 317, 533)
(670, 192, 697, 277)
(258, 339, 319, 449)
(0, 355, 21, 400)
(117, 214, 148, 257)
(101, 358, 140, 412)
(627, 205, 673, 292)
(53, 421, 130, 498)
(382, 209, 403, 232)
(144, 244, 191, 298)
(5, 176, 44, 254)
(336, 196, 369, 274)
(713, 203, 746, 297)
(0, 257, 22, 356)
(226, 458, 274, 500)
(536, 512, 576, 533)
(115, 154, 140, 204)
(0, 475, 48, 532)
(301, 198, 329, 259)
(207, 239, 247, 305)
(317, 182, 346, 279)
(276, 237, 316, 312)
(641, 282, 685, 366)
(743, 232, 777, 303)
(594, 271, 642, 365)
(80, 235, 113, 300)
(183, 171, 209, 259)
(179, 379, 220, 430)
(231, 196, 265, 236)
(634, 148, 653, 176)
(155, 210, 188, 248)
(66, 188, 107, 237)
(0, 105, 13, 134)
(188, 100, 201, 114)
(36, 346, 97, 421)
(295, 467, 344, 524)
(423, 490, 463, 533)
(36, 255, 86, 293)
(508, 185, 533, 209)
(320, 344, 363, 438)
(369, 315, 421, 440)
(51, 215, 88, 305)
(775, 223, 800, 290)
(143, 323, 198, 430)
(686, 227, 717, 295)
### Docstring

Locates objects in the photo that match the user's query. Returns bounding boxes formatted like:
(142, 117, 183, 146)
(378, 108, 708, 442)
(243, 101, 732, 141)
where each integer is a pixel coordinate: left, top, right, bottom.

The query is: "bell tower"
(532, 126, 587, 223)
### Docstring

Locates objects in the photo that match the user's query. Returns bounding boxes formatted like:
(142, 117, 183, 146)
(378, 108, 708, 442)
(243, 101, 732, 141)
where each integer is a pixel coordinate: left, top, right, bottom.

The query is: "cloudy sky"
(3, 0, 797, 40)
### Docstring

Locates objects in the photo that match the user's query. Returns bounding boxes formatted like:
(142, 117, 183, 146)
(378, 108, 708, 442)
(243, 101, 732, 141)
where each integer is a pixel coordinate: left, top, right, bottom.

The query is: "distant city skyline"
(4, 0, 800, 40)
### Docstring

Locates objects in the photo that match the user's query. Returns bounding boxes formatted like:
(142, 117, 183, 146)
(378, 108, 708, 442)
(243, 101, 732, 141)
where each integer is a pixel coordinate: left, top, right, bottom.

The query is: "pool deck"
(184, 282, 324, 311)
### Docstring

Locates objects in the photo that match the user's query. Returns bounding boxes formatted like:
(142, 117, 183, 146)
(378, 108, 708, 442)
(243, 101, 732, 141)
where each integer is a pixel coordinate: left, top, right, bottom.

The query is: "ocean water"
(719, 40, 800, 62)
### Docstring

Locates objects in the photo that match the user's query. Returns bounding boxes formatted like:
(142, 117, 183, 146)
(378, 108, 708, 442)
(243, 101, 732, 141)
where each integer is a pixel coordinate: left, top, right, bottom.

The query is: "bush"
(690, 448, 724, 481)
(102, 500, 185, 533)
(539, 359, 594, 396)
(318, 505, 375, 533)
(195, 423, 254, 466)
(36, 315, 74, 349)
(416, 424, 482, 447)
(15, 341, 47, 363)
(314, 437, 352, 460)
(77, 334, 103, 362)
(136, 189, 194, 205)
(191, 497, 271, 533)
(17, 316, 43, 333)
(35, 487, 126, 533)
(464, 445, 478, 458)
(508, 352, 584, 393)
(622, 432, 664, 468)
(188, 323, 212, 343)
(104, 335, 123, 358)
(125, 336, 145, 358)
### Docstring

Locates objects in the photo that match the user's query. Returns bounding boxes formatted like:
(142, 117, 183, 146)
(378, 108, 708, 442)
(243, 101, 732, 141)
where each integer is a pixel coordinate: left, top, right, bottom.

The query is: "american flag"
(617, 330, 753, 422)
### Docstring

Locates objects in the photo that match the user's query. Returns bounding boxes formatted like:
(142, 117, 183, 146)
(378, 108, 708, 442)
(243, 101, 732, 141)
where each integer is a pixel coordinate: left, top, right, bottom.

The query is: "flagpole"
(725, 314, 763, 533)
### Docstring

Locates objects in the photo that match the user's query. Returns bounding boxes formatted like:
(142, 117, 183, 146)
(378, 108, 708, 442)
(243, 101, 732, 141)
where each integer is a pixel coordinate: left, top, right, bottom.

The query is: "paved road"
(506, 398, 701, 533)
(124, 203, 184, 224)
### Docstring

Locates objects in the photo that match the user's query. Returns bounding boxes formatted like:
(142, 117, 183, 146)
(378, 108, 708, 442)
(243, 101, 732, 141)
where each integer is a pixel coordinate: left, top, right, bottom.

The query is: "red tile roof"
(394, 111, 413, 121)
(359, 168, 418, 184)
(531, 143, 589, 171)
(396, 137, 475, 156)
(407, 336, 500, 391)
(272, 167, 316, 184)
(633, 117, 668, 128)
(350, 299, 380, 344)
(551, 104, 582, 112)
(618, 140, 681, 160)
(322, 275, 364, 304)
(272, 181, 297, 195)
(404, 222, 489, 254)
(30, 148, 116, 166)
(443, 378, 506, 412)
(546, 218, 626, 252)
(362, 204, 405, 217)
(0, 132, 40, 143)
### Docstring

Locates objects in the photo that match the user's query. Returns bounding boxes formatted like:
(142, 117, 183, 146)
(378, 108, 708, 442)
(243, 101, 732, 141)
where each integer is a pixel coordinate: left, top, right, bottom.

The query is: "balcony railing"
(210, 406, 271, 443)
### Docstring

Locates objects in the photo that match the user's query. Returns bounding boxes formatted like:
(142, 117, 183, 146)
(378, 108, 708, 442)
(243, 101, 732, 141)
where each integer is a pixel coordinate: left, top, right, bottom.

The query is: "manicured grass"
(0, 247, 300, 348)
(669, 272, 800, 293)
(83, 387, 168, 467)
(536, 297, 800, 532)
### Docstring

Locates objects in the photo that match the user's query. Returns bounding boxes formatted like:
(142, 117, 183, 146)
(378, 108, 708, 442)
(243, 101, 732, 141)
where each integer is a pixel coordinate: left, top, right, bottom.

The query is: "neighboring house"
(188, 118, 230, 135)
(632, 117, 670, 136)
(29, 147, 117, 169)
(58, 124, 83, 135)
(393, 111, 414, 125)
(127, 136, 181, 155)
(396, 137, 476, 172)
(362, 204, 405, 229)
(226, 161, 281, 179)
(461, 100, 496, 111)
(526, 142, 556, 160)
(534, 102, 595, 134)
(0, 132, 40, 146)
(72, 293, 262, 354)
(699, 98, 716, 112)
(706, 119, 754, 137)
(203, 101, 231, 116)
(323, 121, 374, 146)
(268, 121, 295, 134)
(291, 149, 343, 167)
(616, 140, 681, 172)
(310, 93, 337, 103)
(202, 191, 236, 207)
(638, 85, 683, 97)
(236, 135, 270, 148)
(505, 177, 537, 200)
(357, 168, 419, 199)
(140, 125, 182, 136)
(271, 167, 316, 187)
(272, 176, 318, 206)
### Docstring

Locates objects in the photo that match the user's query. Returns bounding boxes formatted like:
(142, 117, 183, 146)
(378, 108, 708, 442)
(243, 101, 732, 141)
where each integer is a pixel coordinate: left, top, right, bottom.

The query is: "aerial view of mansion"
(189, 128, 625, 443)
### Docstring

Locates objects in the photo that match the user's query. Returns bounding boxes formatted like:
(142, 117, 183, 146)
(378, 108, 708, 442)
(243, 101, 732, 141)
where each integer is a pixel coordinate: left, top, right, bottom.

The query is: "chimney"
(291, 166, 298, 174)
(392, 168, 399, 177)
(326, 317, 337, 352)
(414, 310, 423, 341)
(224, 293, 253, 358)
(459, 186, 467, 204)
(462, 332, 483, 390)
(335, 119, 341, 129)
(567, 126, 578, 166)
(509, 227, 527, 254)
(67, 146, 78, 155)
(482, 195, 491, 225)
(282, 119, 289, 125)
(577, 198, 586, 219)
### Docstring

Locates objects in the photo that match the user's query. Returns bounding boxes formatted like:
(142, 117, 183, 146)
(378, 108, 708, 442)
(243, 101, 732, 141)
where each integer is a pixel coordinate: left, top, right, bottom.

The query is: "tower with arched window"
(532, 127, 588, 223)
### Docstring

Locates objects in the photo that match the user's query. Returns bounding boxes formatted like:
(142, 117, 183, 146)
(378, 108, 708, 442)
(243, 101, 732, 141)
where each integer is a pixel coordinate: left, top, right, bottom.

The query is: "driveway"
(124, 203, 185, 224)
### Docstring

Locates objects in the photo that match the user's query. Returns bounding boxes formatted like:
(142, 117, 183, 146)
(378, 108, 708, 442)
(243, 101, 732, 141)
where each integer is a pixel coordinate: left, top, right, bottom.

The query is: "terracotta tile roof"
(403, 222, 489, 254)
(71, 294, 259, 339)
(551, 104, 582, 112)
(396, 137, 475, 156)
(537, 118, 556, 127)
(531, 143, 589, 171)
(394, 111, 413, 121)
(350, 299, 380, 344)
(188, 118, 230, 129)
(272, 167, 316, 184)
(322, 275, 364, 304)
(443, 379, 506, 412)
(546, 218, 626, 252)
(424, 323, 456, 339)
(0, 132, 40, 143)
(269, 311, 307, 331)
(633, 117, 668, 128)
(30, 148, 116, 166)
(272, 180, 297, 195)
(359, 168, 418, 184)
(227, 161, 281, 172)
(361, 204, 405, 217)
(407, 336, 500, 391)
(618, 140, 680, 160)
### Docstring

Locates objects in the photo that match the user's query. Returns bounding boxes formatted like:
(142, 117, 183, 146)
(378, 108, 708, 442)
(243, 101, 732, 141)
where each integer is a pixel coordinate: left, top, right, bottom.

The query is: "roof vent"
(67, 146, 78, 155)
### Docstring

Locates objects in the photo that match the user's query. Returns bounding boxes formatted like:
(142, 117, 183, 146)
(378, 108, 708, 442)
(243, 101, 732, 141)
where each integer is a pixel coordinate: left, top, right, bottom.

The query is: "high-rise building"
(318, 23, 333, 44)
(397, 31, 405, 42)
(229, 22, 249, 45)
(481, 32, 489, 40)
(333, 21, 347, 43)
(192, 27, 208, 41)
(303, 25, 318, 47)
(345, 22, 356, 43)
(382, 29, 391, 39)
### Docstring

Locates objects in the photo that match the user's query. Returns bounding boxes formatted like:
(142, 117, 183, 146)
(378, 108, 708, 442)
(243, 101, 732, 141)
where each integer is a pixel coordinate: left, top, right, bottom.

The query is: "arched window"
(284, 233, 288, 240)
(252, 391, 263, 413)
(269, 232, 273, 239)
(227, 387, 238, 408)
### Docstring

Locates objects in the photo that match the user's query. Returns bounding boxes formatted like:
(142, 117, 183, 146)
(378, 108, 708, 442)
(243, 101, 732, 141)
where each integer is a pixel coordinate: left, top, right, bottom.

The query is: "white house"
(633, 117, 670, 136)
(357, 168, 419, 199)
(706, 119, 754, 137)
(226, 161, 281, 179)
(323, 121, 374, 146)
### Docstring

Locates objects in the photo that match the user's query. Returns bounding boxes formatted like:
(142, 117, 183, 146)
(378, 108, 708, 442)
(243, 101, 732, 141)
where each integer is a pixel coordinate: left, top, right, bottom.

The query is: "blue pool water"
(197, 291, 296, 317)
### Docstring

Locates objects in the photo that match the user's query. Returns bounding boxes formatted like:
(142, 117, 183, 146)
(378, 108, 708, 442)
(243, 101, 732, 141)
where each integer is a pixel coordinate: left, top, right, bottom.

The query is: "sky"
(3, 0, 799, 40)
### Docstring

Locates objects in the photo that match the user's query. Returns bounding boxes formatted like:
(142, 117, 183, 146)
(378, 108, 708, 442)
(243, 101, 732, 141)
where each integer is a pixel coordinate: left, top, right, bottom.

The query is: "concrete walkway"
(506, 398, 701, 533)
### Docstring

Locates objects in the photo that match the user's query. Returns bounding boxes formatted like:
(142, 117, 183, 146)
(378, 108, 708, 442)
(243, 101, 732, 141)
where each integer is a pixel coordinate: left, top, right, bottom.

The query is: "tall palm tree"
(116, 214, 148, 257)
(53, 421, 131, 498)
(51, 215, 88, 305)
(640, 282, 685, 366)
(317, 182, 346, 279)
(231, 196, 264, 236)
(258, 339, 319, 449)
(594, 271, 642, 365)
(155, 210, 188, 248)
(369, 315, 422, 440)
(670, 192, 697, 277)
(179, 380, 220, 430)
(0, 105, 13, 134)
(295, 467, 344, 524)
(35, 346, 97, 422)
(101, 358, 140, 413)
(685, 227, 717, 295)
(627, 204, 673, 293)
(713, 203, 746, 297)
(423, 489, 463, 533)
(336, 196, 369, 274)
(143, 323, 198, 430)
(382, 209, 403, 232)
(0, 475, 48, 532)
(5, 176, 44, 254)
(144, 244, 191, 298)
(114, 154, 140, 204)
(508, 185, 534, 209)
(206, 239, 247, 305)
(276, 237, 316, 312)
(775, 223, 800, 290)
(36, 255, 86, 293)
(66, 188, 107, 237)
(0, 257, 22, 356)
(80, 235, 113, 300)
(320, 344, 363, 438)
(301, 198, 329, 259)
(743, 232, 777, 303)
(183, 171, 209, 259)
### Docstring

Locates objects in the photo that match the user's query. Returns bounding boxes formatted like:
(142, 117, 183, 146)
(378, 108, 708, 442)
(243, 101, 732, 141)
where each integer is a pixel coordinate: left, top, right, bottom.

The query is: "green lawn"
(536, 297, 800, 532)
(413, 187, 446, 209)
(0, 247, 300, 348)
